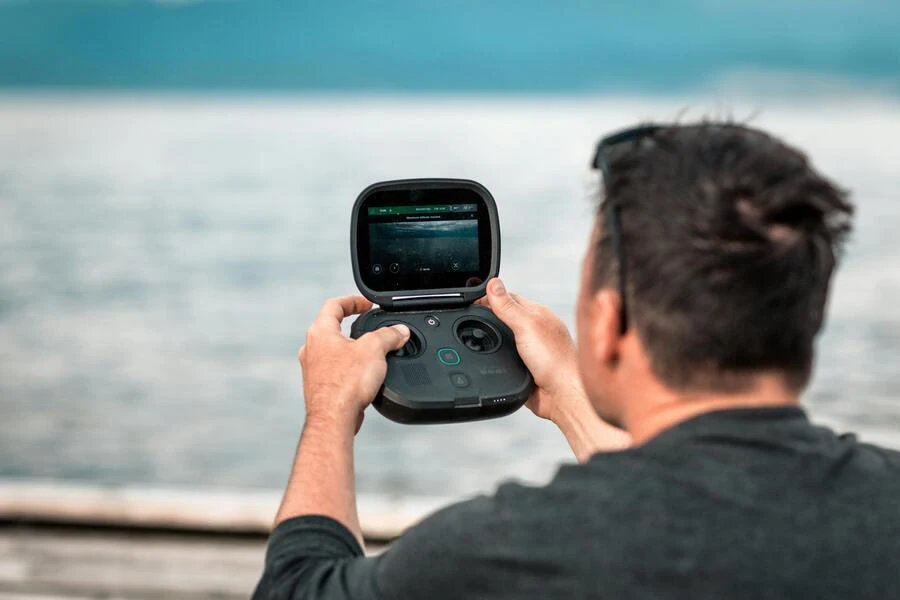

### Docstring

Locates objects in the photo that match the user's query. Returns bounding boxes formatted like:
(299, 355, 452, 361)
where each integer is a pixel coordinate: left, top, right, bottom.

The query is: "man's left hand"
(299, 296, 410, 433)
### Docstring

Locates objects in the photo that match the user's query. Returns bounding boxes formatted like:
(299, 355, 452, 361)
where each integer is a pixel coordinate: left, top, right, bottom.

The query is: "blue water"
(1, 0, 899, 500)
(2, 93, 900, 500)
(0, 1, 898, 92)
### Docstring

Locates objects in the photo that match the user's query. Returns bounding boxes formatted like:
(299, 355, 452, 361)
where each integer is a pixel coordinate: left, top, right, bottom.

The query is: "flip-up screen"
(357, 187, 493, 292)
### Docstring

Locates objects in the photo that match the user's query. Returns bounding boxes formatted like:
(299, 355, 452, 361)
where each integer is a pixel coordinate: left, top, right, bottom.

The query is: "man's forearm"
(554, 397, 630, 462)
(275, 414, 364, 549)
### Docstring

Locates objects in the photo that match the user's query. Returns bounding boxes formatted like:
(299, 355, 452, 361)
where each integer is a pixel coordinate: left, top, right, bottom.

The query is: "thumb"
(486, 278, 528, 333)
(362, 324, 411, 355)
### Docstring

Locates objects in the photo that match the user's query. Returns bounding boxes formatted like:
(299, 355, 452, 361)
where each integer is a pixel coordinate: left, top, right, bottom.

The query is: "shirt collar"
(637, 405, 812, 449)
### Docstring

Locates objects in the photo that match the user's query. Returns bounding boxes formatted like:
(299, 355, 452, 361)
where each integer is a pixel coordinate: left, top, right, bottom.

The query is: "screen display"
(369, 204, 479, 287)
(358, 189, 492, 292)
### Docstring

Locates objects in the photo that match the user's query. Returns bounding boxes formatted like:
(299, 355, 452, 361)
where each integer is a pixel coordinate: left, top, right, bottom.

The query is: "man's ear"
(589, 288, 623, 366)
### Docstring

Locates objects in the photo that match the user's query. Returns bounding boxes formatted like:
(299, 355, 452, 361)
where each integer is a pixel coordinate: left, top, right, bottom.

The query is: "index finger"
(313, 295, 374, 331)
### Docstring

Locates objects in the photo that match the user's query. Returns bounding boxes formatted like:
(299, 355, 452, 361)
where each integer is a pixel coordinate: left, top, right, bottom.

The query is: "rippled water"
(1, 94, 899, 500)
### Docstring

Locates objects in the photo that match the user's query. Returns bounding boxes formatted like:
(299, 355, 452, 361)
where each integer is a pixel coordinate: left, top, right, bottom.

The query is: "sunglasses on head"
(590, 124, 663, 335)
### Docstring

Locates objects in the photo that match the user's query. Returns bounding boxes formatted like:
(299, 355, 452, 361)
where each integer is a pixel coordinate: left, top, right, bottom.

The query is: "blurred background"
(1, 0, 899, 505)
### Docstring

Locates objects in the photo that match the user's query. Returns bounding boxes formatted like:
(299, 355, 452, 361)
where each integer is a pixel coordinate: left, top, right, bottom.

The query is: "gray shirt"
(253, 407, 900, 599)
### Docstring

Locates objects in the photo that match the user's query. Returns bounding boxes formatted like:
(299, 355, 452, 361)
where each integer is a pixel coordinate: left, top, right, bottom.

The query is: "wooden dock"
(0, 480, 444, 599)
(0, 524, 268, 599)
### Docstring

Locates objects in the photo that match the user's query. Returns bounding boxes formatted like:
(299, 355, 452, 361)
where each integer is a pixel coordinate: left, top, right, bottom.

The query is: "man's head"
(575, 122, 853, 426)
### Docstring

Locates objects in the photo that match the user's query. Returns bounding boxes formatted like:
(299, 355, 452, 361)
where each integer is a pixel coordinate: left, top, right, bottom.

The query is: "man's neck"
(623, 374, 800, 446)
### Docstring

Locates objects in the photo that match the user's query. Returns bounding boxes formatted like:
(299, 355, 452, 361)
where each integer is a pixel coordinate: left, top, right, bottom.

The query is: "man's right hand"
(482, 278, 630, 459)
(481, 278, 583, 423)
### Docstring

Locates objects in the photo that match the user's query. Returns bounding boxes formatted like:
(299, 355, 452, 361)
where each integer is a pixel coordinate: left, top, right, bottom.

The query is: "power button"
(424, 315, 440, 327)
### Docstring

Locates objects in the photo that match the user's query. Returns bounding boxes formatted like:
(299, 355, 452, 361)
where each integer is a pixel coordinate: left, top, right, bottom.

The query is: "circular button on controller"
(424, 315, 440, 327)
(372, 264, 383, 275)
(449, 373, 470, 388)
(437, 347, 461, 366)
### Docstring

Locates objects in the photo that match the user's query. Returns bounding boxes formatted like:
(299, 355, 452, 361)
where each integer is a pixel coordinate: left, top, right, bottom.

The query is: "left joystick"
(382, 322, 423, 358)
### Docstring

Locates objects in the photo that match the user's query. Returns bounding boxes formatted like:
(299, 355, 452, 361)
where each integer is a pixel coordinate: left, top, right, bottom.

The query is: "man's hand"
(482, 278, 630, 459)
(275, 295, 410, 539)
(479, 279, 582, 423)
(299, 295, 410, 433)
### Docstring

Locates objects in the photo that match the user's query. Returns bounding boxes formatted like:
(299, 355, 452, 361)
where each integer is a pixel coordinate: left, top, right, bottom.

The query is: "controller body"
(351, 304, 533, 424)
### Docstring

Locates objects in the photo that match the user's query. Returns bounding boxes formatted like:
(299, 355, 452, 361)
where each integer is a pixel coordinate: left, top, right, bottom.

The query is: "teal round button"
(437, 347, 461, 366)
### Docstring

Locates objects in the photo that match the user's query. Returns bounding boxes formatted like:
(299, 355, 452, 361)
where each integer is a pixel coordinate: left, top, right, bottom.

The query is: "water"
(2, 93, 900, 501)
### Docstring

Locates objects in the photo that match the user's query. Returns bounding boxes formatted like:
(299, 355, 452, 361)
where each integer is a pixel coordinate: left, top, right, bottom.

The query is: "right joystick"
(455, 318, 502, 353)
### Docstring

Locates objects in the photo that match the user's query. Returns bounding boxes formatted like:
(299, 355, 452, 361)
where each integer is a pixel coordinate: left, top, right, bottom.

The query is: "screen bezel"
(351, 179, 500, 309)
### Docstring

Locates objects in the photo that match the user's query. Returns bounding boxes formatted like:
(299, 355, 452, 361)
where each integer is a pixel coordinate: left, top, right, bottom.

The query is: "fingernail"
(393, 324, 410, 337)
(490, 278, 507, 296)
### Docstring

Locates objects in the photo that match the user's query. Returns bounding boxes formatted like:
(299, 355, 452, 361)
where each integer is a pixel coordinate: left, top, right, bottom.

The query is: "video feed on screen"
(369, 219, 479, 276)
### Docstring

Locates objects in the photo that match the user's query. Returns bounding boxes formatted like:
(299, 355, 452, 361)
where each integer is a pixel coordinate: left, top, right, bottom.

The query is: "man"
(253, 123, 900, 599)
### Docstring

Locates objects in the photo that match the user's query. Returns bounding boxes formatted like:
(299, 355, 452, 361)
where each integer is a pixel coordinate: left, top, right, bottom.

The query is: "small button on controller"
(437, 347, 461, 366)
(450, 373, 470, 388)
(424, 315, 440, 327)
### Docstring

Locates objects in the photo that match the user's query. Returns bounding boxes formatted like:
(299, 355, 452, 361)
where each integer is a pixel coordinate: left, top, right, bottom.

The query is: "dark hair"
(593, 122, 853, 392)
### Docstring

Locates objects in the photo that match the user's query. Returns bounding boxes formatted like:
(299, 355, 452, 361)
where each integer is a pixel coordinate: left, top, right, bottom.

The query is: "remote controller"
(349, 178, 534, 424)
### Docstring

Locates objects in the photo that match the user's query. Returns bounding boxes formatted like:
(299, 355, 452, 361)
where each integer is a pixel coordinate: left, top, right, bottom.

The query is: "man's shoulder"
(375, 452, 655, 598)
(855, 437, 900, 466)
(844, 436, 900, 487)
(397, 449, 654, 541)
(488, 449, 663, 525)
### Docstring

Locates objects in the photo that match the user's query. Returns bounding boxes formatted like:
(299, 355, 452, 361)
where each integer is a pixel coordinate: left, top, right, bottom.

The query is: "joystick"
(456, 319, 501, 353)
(383, 322, 424, 358)
(349, 178, 534, 424)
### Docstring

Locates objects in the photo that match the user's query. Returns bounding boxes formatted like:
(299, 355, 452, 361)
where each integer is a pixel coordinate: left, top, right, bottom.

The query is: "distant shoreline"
(0, 73, 899, 104)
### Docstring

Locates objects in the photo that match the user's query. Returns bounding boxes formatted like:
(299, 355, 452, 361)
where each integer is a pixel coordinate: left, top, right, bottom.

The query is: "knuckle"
(361, 331, 385, 350)
(303, 331, 313, 347)
(305, 325, 332, 348)
(386, 332, 404, 348)
(307, 322, 329, 339)
(500, 296, 519, 313)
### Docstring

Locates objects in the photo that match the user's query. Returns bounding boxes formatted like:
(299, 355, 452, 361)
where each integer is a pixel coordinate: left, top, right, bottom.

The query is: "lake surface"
(2, 93, 900, 501)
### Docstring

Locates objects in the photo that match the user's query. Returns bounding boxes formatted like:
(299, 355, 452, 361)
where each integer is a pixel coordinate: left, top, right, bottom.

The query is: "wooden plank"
(0, 480, 448, 541)
(0, 525, 388, 599)
(0, 480, 435, 598)
(0, 525, 265, 599)
(0, 594, 107, 600)
(0, 478, 426, 599)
